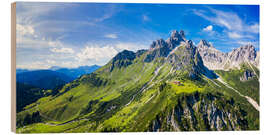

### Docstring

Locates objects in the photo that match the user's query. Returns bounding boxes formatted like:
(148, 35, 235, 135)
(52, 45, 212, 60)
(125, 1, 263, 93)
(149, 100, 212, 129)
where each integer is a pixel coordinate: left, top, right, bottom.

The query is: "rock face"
(144, 39, 171, 62)
(149, 92, 248, 131)
(240, 70, 255, 81)
(255, 51, 260, 68)
(110, 50, 136, 71)
(166, 30, 186, 50)
(144, 32, 259, 71)
(197, 40, 259, 70)
(227, 45, 258, 69)
(144, 30, 186, 62)
(135, 49, 147, 57)
(197, 40, 227, 70)
(143, 30, 217, 79)
(167, 40, 217, 79)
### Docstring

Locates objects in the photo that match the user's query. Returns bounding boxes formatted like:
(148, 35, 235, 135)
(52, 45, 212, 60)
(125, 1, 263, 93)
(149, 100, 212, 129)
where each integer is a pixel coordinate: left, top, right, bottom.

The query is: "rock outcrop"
(197, 40, 259, 70)
(240, 70, 255, 81)
(166, 40, 217, 79)
(144, 30, 186, 62)
(110, 50, 136, 71)
(149, 92, 248, 131)
(197, 40, 227, 70)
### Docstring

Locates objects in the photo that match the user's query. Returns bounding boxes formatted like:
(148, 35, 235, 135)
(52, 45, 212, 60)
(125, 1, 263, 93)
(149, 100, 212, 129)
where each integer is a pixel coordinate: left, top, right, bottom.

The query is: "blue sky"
(16, 2, 259, 69)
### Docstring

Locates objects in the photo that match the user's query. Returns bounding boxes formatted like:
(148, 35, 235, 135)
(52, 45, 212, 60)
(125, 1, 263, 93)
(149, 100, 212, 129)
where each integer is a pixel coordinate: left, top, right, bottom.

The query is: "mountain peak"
(167, 40, 217, 79)
(110, 50, 136, 71)
(185, 40, 195, 49)
(169, 30, 186, 41)
(234, 44, 255, 52)
(229, 44, 257, 62)
(198, 39, 213, 48)
(150, 39, 167, 50)
(112, 50, 136, 61)
(165, 30, 186, 50)
(197, 42, 259, 70)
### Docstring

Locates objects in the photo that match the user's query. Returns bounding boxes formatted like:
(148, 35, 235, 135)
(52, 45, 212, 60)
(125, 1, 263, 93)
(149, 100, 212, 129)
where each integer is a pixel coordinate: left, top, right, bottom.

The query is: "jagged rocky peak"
(110, 50, 136, 71)
(197, 39, 213, 48)
(240, 70, 255, 81)
(229, 44, 257, 62)
(225, 44, 258, 69)
(145, 30, 187, 62)
(185, 40, 195, 49)
(112, 50, 136, 61)
(149, 29, 186, 51)
(167, 39, 217, 79)
(150, 39, 167, 50)
(135, 49, 147, 57)
(171, 30, 185, 40)
(166, 30, 186, 49)
(197, 41, 259, 70)
(197, 39, 227, 70)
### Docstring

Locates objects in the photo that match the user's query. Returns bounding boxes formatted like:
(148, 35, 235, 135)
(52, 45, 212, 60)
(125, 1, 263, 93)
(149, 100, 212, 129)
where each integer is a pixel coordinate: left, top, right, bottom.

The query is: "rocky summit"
(197, 40, 259, 70)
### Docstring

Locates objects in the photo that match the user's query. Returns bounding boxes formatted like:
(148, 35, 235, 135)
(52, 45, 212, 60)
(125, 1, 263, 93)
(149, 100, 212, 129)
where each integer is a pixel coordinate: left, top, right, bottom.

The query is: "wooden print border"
(11, 2, 16, 133)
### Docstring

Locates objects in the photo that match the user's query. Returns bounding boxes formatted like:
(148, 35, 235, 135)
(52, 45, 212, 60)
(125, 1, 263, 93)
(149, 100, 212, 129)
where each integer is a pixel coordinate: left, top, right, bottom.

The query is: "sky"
(16, 2, 259, 69)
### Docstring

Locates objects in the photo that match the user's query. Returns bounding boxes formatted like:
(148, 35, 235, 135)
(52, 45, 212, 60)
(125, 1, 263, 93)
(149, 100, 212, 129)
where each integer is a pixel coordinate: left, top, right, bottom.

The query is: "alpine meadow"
(15, 3, 260, 133)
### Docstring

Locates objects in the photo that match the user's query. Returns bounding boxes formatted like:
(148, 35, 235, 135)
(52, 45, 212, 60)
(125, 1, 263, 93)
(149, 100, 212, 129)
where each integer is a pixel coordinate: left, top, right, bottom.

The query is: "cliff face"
(197, 40, 259, 70)
(149, 93, 248, 131)
(166, 40, 217, 79)
(144, 30, 186, 62)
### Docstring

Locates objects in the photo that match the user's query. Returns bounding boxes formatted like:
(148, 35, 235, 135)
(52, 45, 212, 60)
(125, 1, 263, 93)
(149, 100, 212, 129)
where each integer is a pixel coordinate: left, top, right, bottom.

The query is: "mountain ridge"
(197, 40, 259, 70)
(16, 29, 260, 133)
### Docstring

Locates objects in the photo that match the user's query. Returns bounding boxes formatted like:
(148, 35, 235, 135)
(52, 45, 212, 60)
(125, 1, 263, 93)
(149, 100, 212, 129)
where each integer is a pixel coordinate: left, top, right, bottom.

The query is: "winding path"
(215, 76, 260, 111)
(124, 65, 164, 106)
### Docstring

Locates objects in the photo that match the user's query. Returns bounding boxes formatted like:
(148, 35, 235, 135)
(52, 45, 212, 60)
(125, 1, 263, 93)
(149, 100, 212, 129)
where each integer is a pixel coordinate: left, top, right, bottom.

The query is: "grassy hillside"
(16, 45, 259, 133)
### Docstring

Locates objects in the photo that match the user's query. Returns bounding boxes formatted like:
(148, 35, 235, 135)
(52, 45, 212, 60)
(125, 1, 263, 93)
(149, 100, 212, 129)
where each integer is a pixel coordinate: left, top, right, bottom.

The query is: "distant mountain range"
(197, 40, 259, 70)
(16, 65, 101, 89)
(16, 65, 101, 113)
(50, 65, 101, 79)
(17, 30, 259, 133)
(17, 70, 74, 90)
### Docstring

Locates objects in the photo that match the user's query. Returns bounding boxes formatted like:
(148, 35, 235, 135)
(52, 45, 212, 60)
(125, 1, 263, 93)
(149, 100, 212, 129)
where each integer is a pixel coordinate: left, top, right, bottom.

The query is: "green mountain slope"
(16, 30, 259, 133)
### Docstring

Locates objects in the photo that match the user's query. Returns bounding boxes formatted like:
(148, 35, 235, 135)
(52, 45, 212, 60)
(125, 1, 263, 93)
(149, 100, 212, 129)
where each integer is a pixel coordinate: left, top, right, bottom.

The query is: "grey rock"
(144, 30, 186, 62)
(148, 93, 248, 131)
(197, 40, 259, 70)
(240, 70, 255, 81)
(110, 50, 136, 71)
(167, 40, 217, 79)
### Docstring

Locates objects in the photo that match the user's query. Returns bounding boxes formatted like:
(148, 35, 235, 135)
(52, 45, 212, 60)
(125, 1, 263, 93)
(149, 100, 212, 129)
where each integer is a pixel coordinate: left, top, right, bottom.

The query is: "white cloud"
(238, 41, 258, 46)
(61, 61, 76, 68)
(50, 47, 74, 54)
(17, 36, 63, 49)
(17, 61, 50, 70)
(115, 43, 148, 51)
(142, 15, 150, 21)
(16, 24, 35, 36)
(46, 59, 56, 64)
(203, 25, 213, 32)
(16, 3, 79, 24)
(193, 8, 259, 40)
(105, 34, 118, 39)
(77, 46, 118, 62)
(228, 32, 242, 39)
(193, 9, 243, 31)
(94, 13, 113, 23)
(249, 23, 259, 34)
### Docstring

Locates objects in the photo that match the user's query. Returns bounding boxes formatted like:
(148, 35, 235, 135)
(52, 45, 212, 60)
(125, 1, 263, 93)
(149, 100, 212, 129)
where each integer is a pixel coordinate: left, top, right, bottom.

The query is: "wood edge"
(11, 2, 16, 133)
